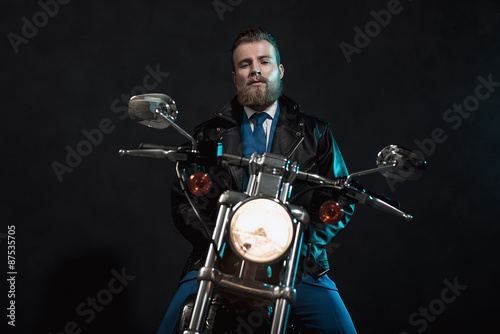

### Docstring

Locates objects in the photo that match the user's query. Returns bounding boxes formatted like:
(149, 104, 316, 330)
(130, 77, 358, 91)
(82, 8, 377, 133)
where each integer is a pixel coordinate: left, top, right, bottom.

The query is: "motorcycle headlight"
(229, 198, 294, 264)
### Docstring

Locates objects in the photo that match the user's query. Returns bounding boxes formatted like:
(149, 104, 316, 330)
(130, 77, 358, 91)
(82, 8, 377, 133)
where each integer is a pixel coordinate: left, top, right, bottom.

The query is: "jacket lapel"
(270, 120, 303, 158)
(221, 127, 245, 191)
(271, 97, 303, 158)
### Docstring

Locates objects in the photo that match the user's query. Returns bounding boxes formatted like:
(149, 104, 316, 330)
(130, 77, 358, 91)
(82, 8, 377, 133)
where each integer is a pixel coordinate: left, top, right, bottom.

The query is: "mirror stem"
(158, 111, 197, 151)
(345, 163, 396, 184)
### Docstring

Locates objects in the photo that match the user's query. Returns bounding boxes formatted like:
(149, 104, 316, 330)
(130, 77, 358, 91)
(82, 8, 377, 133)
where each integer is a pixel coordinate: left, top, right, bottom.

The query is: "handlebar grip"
(218, 154, 250, 168)
(119, 149, 185, 160)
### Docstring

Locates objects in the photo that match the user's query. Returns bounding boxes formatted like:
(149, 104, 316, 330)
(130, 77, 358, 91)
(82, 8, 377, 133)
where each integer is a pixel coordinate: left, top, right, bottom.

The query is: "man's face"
(232, 40, 285, 111)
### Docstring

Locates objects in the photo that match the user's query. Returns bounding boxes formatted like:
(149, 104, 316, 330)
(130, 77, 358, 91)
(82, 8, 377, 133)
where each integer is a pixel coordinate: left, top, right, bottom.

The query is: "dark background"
(2, 0, 499, 333)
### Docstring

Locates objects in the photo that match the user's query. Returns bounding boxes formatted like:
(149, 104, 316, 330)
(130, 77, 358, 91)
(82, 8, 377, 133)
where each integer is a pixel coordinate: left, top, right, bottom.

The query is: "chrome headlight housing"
(229, 198, 294, 264)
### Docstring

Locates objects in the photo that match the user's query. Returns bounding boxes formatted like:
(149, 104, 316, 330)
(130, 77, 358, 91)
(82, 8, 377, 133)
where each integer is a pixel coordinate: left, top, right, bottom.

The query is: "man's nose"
(250, 64, 262, 76)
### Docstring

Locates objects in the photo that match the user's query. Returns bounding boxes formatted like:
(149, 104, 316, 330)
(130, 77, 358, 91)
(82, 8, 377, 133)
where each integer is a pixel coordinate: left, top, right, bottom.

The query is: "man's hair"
(230, 27, 281, 71)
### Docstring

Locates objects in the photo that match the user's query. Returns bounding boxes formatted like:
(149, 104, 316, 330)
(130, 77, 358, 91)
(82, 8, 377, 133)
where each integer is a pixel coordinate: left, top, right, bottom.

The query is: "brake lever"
(342, 185, 413, 221)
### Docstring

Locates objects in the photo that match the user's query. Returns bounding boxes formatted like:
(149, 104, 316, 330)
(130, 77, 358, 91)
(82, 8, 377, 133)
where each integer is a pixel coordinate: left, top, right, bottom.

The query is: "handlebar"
(119, 147, 413, 220)
(217, 154, 412, 220)
(218, 153, 250, 168)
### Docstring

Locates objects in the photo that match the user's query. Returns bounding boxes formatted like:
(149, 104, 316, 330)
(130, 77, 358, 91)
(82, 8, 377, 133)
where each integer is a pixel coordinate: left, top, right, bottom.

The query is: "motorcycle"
(119, 93, 425, 333)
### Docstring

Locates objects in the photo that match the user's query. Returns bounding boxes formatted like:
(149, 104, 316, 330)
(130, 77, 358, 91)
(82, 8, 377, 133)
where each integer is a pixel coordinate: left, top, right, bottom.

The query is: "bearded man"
(157, 27, 356, 333)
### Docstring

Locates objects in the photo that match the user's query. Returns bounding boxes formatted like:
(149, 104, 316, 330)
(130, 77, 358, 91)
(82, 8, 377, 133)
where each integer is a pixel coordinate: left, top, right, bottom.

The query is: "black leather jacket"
(171, 95, 354, 278)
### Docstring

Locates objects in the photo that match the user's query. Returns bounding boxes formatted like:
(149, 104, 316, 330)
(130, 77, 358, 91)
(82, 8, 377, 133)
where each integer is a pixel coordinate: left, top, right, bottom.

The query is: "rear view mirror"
(376, 145, 426, 181)
(128, 93, 177, 129)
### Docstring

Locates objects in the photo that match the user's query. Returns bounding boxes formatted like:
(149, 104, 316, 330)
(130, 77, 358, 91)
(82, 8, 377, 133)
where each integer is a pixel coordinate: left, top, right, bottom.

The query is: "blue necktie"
(251, 112, 269, 154)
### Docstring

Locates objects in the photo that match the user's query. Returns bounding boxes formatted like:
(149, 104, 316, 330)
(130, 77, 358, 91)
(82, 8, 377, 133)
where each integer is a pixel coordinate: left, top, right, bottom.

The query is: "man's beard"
(236, 75, 283, 109)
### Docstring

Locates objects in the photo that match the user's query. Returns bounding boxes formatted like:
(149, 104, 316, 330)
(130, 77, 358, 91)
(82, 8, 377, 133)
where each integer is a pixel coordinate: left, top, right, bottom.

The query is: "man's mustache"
(246, 76, 268, 85)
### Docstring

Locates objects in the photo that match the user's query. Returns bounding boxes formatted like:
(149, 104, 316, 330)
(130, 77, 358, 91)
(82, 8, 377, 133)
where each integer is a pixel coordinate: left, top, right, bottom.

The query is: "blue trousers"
(157, 271, 356, 334)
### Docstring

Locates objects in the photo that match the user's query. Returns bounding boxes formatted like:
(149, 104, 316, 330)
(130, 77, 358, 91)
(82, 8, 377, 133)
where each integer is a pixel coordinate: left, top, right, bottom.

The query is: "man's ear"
(232, 71, 236, 84)
(279, 64, 285, 79)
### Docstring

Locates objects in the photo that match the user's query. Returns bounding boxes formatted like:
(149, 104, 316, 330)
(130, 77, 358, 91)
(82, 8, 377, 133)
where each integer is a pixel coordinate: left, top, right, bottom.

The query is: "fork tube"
(283, 221, 305, 289)
(270, 221, 305, 333)
(186, 205, 231, 333)
(271, 298, 290, 334)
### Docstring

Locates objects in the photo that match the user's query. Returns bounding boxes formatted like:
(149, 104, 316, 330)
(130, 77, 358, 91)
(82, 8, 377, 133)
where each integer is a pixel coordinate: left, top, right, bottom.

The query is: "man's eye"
(240, 64, 249, 68)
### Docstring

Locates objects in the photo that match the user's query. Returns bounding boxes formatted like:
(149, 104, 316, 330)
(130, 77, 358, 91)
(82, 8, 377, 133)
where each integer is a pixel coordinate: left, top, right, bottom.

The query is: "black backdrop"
(2, 0, 500, 333)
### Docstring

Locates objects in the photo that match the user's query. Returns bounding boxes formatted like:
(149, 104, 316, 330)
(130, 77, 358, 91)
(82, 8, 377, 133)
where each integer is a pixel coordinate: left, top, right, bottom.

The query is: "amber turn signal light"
(188, 172, 213, 196)
(319, 200, 344, 225)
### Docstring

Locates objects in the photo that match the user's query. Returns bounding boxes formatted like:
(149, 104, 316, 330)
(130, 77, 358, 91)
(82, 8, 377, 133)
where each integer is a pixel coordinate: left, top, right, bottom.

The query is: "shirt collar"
(243, 100, 278, 120)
